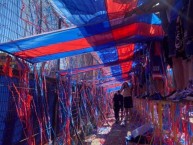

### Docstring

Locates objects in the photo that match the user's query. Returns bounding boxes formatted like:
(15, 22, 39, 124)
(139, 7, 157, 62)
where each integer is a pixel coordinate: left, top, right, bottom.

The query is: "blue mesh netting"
(0, 76, 57, 145)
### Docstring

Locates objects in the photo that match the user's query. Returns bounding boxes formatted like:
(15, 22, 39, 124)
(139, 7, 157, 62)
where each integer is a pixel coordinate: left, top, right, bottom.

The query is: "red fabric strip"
(117, 44, 135, 61)
(120, 61, 132, 78)
(14, 23, 163, 59)
(15, 32, 113, 58)
(112, 23, 163, 40)
(105, 0, 138, 20)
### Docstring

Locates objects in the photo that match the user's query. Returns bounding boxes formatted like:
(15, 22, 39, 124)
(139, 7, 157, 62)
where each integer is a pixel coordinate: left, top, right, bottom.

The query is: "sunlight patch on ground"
(97, 127, 112, 135)
(91, 139, 105, 145)
(84, 134, 97, 143)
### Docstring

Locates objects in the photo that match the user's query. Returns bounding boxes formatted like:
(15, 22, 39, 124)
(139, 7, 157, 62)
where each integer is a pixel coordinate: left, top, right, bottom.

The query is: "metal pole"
(57, 18, 62, 70)
(53, 17, 62, 144)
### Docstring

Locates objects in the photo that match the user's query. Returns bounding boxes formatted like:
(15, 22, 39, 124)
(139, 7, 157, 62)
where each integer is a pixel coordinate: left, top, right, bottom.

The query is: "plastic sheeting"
(49, 0, 108, 25)
(0, 0, 164, 82)
(0, 14, 163, 63)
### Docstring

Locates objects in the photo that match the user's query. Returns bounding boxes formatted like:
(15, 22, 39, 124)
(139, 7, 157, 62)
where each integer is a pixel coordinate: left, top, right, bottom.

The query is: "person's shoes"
(120, 120, 126, 126)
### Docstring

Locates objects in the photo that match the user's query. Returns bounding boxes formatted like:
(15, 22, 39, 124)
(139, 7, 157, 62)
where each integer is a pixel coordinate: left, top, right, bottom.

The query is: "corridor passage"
(85, 109, 145, 145)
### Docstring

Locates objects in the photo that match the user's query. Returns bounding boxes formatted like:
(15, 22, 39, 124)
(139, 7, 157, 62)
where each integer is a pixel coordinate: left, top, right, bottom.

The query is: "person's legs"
(120, 108, 124, 121)
(124, 108, 129, 120)
(114, 107, 119, 123)
(124, 108, 132, 121)
(124, 97, 128, 121)
(128, 97, 133, 120)
(123, 97, 133, 121)
(128, 108, 132, 120)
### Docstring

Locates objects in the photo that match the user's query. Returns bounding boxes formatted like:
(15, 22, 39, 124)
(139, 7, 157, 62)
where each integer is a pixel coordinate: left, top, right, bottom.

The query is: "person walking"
(120, 82, 133, 122)
(113, 90, 123, 123)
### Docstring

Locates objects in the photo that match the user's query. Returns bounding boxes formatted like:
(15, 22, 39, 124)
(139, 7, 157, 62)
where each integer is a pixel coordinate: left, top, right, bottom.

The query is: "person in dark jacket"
(113, 90, 123, 123)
